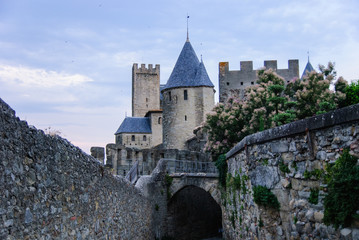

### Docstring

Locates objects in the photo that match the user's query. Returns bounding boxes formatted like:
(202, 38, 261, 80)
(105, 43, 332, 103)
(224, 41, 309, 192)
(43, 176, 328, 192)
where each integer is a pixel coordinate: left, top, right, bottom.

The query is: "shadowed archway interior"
(166, 185, 222, 240)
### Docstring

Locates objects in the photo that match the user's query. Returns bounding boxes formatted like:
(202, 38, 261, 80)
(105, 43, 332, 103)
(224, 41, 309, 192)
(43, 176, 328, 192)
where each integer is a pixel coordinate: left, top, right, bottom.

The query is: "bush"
(253, 185, 280, 210)
(323, 149, 359, 228)
(345, 80, 359, 106)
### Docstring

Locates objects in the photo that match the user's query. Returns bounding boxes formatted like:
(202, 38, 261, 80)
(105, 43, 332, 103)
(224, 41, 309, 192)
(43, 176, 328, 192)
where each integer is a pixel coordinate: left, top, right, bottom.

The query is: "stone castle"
(92, 35, 319, 176)
(97, 36, 216, 176)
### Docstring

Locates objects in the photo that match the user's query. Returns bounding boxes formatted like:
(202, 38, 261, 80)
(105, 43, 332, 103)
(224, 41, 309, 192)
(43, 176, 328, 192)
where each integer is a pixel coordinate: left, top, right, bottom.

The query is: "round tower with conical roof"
(161, 39, 215, 150)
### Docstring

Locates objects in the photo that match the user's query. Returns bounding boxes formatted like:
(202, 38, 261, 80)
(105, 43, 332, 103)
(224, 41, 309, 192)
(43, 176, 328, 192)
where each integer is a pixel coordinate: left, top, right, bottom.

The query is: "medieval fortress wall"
(0, 98, 154, 239)
(222, 104, 359, 239)
(219, 60, 299, 102)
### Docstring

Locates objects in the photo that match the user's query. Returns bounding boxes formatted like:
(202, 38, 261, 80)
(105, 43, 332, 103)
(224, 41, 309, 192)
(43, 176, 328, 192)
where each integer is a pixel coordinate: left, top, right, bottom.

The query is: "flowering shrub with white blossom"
(204, 62, 348, 159)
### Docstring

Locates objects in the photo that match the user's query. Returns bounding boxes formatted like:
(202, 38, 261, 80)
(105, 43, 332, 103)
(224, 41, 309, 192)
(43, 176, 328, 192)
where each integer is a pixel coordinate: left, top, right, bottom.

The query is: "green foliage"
(295, 62, 338, 119)
(165, 174, 173, 200)
(241, 178, 247, 194)
(308, 188, 319, 204)
(204, 62, 349, 160)
(232, 173, 241, 191)
(293, 216, 298, 224)
(253, 185, 280, 210)
(155, 204, 159, 211)
(304, 169, 324, 179)
(165, 174, 173, 187)
(230, 211, 237, 229)
(279, 160, 290, 173)
(292, 161, 298, 172)
(262, 158, 269, 166)
(258, 218, 264, 227)
(204, 98, 246, 158)
(323, 149, 359, 228)
(216, 154, 228, 188)
(345, 80, 359, 106)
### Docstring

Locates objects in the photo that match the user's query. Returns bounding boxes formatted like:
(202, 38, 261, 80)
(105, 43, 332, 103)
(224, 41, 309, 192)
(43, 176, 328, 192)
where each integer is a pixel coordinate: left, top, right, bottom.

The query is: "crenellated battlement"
(132, 63, 161, 117)
(219, 59, 299, 102)
(133, 63, 160, 74)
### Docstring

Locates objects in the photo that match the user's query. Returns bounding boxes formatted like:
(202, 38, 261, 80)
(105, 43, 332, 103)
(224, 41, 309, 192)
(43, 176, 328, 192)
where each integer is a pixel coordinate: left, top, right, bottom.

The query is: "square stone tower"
(132, 63, 160, 117)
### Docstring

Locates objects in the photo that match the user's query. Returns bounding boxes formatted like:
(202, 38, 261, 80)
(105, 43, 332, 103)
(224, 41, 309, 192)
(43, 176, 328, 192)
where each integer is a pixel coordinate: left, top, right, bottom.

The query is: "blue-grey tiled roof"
(301, 60, 315, 79)
(115, 117, 151, 134)
(162, 41, 214, 91)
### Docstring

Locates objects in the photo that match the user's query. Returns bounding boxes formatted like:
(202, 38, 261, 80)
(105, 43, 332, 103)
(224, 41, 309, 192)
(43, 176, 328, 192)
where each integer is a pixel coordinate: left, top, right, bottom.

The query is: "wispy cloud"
(0, 64, 93, 88)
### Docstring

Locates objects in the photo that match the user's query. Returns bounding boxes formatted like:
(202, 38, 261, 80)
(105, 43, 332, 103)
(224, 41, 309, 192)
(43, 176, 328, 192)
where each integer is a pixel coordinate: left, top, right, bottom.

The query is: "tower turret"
(162, 40, 214, 150)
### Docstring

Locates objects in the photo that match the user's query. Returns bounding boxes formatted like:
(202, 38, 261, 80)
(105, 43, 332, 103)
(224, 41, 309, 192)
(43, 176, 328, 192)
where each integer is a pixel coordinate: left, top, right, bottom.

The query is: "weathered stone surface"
(352, 229, 359, 240)
(250, 166, 280, 189)
(0, 98, 154, 239)
(271, 141, 289, 153)
(223, 104, 359, 240)
(340, 228, 352, 239)
(314, 211, 324, 223)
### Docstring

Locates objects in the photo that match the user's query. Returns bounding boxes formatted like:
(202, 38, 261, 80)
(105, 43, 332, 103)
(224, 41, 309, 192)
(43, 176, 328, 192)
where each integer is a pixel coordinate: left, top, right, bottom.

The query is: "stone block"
(316, 151, 327, 161)
(340, 228, 352, 239)
(281, 152, 294, 162)
(314, 211, 324, 223)
(291, 179, 303, 191)
(271, 141, 289, 153)
(352, 229, 359, 240)
(281, 178, 290, 188)
(305, 210, 314, 222)
(249, 166, 280, 189)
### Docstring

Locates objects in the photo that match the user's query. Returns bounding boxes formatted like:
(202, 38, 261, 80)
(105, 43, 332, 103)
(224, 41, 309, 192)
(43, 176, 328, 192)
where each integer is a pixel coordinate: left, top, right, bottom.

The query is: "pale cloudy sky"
(0, 0, 358, 154)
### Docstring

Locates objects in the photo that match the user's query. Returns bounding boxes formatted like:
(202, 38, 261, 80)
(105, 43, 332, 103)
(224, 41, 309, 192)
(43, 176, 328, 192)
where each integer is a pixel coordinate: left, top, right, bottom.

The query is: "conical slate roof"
(162, 41, 214, 91)
(301, 60, 315, 79)
(115, 117, 151, 134)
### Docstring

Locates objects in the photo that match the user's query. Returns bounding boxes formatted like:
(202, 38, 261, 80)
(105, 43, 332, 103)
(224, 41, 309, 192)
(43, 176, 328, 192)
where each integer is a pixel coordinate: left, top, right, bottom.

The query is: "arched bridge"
(165, 159, 221, 205)
(134, 158, 223, 240)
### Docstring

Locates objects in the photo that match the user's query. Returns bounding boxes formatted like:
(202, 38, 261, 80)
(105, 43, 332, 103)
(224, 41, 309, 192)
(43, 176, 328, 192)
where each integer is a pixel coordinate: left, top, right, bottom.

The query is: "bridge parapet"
(164, 159, 218, 176)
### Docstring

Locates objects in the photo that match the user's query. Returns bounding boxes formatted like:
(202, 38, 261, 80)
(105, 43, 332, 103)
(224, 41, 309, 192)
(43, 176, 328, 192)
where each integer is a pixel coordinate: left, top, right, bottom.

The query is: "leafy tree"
(204, 97, 246, 159)
(323, 150, 359, 228)
(204, 62, 348, 159)
(294, 62, 338, 118)
(344, 80, 359, 107)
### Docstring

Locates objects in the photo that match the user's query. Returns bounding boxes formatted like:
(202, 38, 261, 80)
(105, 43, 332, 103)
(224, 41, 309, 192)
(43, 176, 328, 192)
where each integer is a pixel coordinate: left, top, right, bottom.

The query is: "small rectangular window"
(184, 90, 188, 100)
(143, 135, 147, 141)
(240, 82, 243, 86)
(131, 135, 135, 141)
(169, 91, 172, 101)
(251, 82, 254, 85)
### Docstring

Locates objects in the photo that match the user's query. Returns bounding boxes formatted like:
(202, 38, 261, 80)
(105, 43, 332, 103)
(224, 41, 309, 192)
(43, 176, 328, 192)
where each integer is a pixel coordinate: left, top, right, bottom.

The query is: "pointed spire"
(186, 15, 190, 42)
(163, 40, 214, 90)
(301, 51, 315, 79)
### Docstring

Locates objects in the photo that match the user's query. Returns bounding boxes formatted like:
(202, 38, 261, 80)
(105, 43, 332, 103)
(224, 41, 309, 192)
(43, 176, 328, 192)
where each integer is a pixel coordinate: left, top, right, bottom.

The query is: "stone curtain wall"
(223, 104, 359, 239)
(0, 98, 154, 240)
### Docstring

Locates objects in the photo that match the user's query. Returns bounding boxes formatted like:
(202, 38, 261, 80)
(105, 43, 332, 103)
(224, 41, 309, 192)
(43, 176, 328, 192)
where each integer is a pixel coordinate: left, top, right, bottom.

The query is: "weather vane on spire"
(187, 14, 190, 42)
(307, 51, 310, 62)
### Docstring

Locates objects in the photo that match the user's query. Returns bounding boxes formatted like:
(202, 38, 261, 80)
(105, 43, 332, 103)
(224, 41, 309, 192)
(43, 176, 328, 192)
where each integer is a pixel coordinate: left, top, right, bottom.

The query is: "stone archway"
(166, 185, 222, 240)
